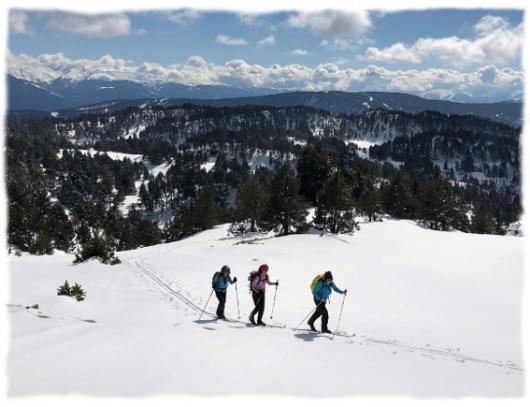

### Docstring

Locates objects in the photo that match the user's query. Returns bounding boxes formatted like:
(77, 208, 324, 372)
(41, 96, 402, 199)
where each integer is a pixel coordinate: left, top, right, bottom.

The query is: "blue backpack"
(212, 272, 220, 289)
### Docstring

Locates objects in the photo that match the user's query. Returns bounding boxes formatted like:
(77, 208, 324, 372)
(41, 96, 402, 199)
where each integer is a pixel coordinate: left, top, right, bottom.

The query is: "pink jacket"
(251, 274, 271, 292)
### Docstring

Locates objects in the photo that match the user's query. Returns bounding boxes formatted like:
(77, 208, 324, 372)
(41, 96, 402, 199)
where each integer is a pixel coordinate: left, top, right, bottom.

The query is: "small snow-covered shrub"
(57, 280, 72, 296)
(70, 283, 86, 302)
(57, 280, 86, 302)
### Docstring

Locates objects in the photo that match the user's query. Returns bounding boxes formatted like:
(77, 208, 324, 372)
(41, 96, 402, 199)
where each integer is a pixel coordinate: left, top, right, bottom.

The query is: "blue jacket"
(313, 280, 344, 302)
(213, 274, 235, 292)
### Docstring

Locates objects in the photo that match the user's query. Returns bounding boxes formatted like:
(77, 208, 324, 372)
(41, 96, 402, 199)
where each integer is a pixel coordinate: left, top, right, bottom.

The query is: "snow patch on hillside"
(123, 124, 147, 139)
(144, 160, 173, 177)
(58, 148, 144, 162)
(200, 151, 276, 173)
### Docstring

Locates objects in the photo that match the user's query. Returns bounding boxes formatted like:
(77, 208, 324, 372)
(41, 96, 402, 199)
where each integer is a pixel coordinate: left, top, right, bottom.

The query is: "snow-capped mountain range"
(7, 50, 523, 127)
(8, 74, 523, 127)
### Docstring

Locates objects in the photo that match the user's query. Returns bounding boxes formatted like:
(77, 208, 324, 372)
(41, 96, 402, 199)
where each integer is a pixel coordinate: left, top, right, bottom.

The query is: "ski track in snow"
(124, 258, 213, 318)
(122, 248, 523, 374)
(7, 304, 97, 324)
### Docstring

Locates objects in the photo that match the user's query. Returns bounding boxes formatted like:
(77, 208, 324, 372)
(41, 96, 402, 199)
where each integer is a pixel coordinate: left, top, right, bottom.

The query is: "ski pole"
(294, 300, 323, 330)
(336, 292, 347, 332)
(270, 280, 279, 319)
(235, 282, 241, 320)
(199, 289, 214, 320)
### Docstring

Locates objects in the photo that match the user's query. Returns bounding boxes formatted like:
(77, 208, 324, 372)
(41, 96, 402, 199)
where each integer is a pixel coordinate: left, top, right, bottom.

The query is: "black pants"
(215, 291, 226, 318)
(250, 290, 265, 322)
(308, 299, 328, 330)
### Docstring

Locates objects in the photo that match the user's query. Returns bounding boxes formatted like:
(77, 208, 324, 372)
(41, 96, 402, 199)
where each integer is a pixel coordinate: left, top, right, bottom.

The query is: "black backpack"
(212, 272, 220, 290)
(248, 271, 259, 291)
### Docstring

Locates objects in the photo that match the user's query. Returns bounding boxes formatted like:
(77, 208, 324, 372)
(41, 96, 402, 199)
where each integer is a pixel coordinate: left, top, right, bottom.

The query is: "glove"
(233, 277, 238, 283)
(343, 289, 348, 295)
(275, 282, 279, 286)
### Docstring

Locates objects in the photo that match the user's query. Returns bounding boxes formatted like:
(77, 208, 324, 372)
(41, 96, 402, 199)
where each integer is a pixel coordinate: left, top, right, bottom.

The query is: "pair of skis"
(210, 317, 355, 337)
(292, 328, 356, 338)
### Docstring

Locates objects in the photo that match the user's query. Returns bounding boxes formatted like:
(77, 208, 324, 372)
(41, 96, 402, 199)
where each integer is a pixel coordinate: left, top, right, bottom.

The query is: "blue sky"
(7, 9, 525, 101)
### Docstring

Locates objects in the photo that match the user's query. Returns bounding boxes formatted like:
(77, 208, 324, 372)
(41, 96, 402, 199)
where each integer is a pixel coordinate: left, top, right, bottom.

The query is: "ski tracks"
(7, 304, 97, 324)
(124, 257, 211, 318)
(123, 251, 524, 375)
(360, 337, 523, 372)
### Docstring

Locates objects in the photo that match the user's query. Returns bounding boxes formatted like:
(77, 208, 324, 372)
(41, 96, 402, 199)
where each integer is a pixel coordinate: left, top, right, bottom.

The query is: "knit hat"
(258, 264, 269, 273)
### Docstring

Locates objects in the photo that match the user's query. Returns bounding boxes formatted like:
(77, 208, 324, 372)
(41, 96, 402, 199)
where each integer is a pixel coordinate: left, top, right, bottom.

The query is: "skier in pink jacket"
(249, 264, 278, 326)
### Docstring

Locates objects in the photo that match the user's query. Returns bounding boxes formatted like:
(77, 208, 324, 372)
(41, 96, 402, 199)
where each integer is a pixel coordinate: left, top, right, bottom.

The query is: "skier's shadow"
(294, 332, 333, 342)
(193, 319, 218, 324)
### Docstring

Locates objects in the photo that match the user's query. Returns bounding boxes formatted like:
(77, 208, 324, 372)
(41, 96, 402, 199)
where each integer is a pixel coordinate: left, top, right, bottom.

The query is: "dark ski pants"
(308, 300, 328, 330)
(250, 290, 265, 323)
(215, 291, 226, 318)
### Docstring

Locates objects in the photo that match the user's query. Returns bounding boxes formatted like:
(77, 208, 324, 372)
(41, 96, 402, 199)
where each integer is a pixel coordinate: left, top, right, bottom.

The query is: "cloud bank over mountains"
(7, 50, 523, 102)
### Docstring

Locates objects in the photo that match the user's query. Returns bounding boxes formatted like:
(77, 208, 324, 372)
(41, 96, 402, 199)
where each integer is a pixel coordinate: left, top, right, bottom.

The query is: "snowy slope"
(58, 148, 144, 163)
(7, 220, 523, 396)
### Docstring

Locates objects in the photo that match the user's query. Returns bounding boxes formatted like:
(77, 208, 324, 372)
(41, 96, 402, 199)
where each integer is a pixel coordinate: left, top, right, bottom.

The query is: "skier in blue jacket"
(213, 265, 237, 320)
(308, 271, 347, 333)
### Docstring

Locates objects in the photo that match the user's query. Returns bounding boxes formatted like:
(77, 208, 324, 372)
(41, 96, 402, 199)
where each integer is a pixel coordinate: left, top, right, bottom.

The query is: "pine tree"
(314, 172, 358, 234)
(382, 169, 418, 219)
(117, 221, 136, 250)
(57, 280, 72, 296)
(357, 180, 382, 222)
(421, 168, 468, 231)
(70, 283, 86, 302)
(32, 228, 54, 255)
(49, 204, 74, 252)
(139, 183, 154, 212)
(297, 144, 333, 206)
(74, 230, 120, 264)
(470, 204, 497, 234)
(192, 186, 217, 231)
(229, 175, 269, 235)
(135, 219, 162, 247)
(462, 153, 475, 173)
(260, 165, 309, 235)
(178, 186, 218, 237)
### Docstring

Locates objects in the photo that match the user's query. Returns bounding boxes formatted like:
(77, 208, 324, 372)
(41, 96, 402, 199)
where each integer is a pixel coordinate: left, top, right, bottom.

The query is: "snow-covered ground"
(346, 139, 404, 168)
(7, 220, 523, 396)
(58, 148, 144, 163)
(346, 139, 380, 159)
(144, 160, 173, 177)
(200, 151, 276, 173)
(123, 123, 147, 139)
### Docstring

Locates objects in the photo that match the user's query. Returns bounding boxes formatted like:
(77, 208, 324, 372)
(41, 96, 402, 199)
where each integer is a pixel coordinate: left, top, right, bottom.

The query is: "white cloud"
(330, 57, 348, 66)
(290, 49, 309, 56)
(9, 10, 29, 34)
(215, 34, 248, 46)
(474, 15, 509, 35)
(45, 12, 131, 38)
(363, 15, 522, 68)
(237, 12, 277, 32)
(7, 50, 522, 102)
(167, 9, 200, 26)
(287, 10, 372, 47)
(237, 12, 260, 26)
(363, 43, 421, 64)
(258, 35, 275, 46)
